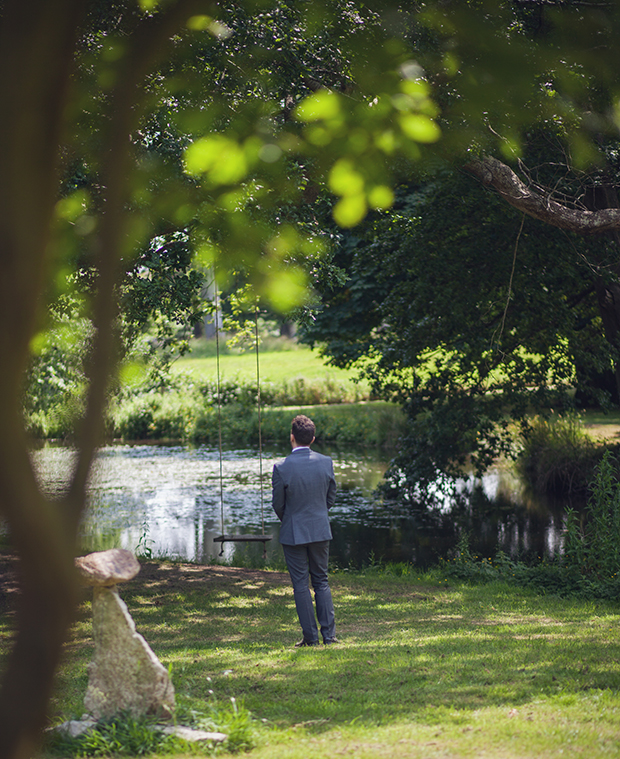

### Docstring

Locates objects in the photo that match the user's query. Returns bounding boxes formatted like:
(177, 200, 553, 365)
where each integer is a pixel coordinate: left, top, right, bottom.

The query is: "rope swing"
(213, 288, 272, 559)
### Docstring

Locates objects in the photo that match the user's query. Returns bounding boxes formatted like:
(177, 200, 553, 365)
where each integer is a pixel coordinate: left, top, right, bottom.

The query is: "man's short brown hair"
(291, 414, 315, 445)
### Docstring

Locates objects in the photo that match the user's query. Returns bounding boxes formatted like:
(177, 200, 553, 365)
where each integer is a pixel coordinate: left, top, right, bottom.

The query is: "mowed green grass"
(173, 346, 364, 385)
(41, 563, 620, 759)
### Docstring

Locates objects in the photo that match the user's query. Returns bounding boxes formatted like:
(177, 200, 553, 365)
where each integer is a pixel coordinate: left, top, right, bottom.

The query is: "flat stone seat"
(49, 721, 227, 744)
(75, 548, 140, 587)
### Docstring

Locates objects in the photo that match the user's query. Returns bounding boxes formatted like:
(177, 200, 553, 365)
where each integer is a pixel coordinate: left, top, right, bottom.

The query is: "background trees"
(301, 165, 615, 493)
(301, 1, 620, 494)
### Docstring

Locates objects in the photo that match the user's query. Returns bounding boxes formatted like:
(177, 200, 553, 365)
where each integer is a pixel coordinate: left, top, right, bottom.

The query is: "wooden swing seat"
(214, 534, 273, 544)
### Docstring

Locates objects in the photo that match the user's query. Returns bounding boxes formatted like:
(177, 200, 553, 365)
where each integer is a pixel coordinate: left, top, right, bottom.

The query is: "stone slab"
(50, 721, 227, 744)
(159, 725, 227, 743)
(75, 548, 140, 587)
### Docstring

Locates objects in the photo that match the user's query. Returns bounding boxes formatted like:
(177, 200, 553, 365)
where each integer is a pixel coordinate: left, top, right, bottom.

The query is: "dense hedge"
(26, 371, 404, 448)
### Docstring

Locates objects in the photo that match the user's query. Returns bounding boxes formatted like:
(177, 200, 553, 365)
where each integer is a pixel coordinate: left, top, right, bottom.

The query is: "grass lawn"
(581, 409, 620, 441)
(173, 349, 620, 438)
(172, 346, 366, 386)
(25, 560, 620, 758)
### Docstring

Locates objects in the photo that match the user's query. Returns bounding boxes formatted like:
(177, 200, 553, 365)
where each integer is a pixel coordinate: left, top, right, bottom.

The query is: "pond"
(25, 442, 571, 569)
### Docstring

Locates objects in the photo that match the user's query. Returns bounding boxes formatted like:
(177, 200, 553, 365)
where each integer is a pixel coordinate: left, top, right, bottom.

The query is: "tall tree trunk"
(0, 3, 85, 756)
(0, 3, 209, 755)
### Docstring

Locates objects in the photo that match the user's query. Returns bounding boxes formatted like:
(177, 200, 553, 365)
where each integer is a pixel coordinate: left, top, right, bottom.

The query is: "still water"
(29, 443, 568, 568)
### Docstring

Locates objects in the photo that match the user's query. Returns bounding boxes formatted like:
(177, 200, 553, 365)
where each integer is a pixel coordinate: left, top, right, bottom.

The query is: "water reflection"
(23, 443, 570, 568)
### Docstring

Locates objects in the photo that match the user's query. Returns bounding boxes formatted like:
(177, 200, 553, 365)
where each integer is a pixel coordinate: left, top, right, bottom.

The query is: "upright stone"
(76, 549, 175, 720)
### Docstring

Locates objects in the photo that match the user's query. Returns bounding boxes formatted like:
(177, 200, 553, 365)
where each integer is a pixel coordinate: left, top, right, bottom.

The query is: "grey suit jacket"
(272, 447, 337, 546)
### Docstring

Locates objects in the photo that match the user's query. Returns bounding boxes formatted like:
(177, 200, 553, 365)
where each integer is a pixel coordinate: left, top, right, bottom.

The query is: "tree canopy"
(300, 0, 620, 495)
(301, 163, 615, 492)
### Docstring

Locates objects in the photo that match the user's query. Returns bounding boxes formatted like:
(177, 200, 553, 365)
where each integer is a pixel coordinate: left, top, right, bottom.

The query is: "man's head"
(291, 414, 316, 446)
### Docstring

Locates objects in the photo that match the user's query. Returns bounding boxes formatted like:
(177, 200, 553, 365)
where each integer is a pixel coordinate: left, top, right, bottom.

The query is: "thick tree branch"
(465, 155, 620, 235)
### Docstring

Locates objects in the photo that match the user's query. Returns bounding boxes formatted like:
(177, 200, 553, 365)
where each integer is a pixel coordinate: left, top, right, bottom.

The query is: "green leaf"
(264, 267, 308, 312)
(294, 90, 342, 121)
(186, 15, 212, 31)
(333, 194, 367, 228)
(184, 136, 248, 184)
(55, 190, 89, 222)
(328, 159, 365, 196)
(398, 113, 441, 143)
(368, 185, 395, 210)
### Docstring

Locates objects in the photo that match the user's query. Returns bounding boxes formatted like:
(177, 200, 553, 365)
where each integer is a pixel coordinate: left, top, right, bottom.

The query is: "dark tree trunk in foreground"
(0, 2, 206, 756)
(0, 3, 85, 755)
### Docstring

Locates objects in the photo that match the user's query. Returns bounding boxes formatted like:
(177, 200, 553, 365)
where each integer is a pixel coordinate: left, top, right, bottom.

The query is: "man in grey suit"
(272, 414, 338, 647)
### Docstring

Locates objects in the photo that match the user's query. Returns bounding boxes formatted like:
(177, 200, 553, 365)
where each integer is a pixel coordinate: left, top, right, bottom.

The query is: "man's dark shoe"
(294, 639, 320, 648)
(323, 638, 340, 645)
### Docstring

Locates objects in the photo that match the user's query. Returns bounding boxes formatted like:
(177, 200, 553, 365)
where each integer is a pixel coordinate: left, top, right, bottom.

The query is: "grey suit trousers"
(282, 540, 336, 644)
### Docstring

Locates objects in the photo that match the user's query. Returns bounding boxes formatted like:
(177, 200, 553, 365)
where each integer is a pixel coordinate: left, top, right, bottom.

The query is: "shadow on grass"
(0, 556, 614, 730)
(92, 562, 620, 732)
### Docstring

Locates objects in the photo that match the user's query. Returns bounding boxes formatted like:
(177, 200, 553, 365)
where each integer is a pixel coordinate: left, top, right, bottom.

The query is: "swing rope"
(214, 282, 225, 544)
(255, 303, 266, 538)
(213, 288, 272, 558)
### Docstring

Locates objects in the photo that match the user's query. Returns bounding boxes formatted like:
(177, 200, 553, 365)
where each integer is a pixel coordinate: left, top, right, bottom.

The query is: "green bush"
(110, 392, 202, 441)
(564, 450, 620, 581)
(195, 375, 369, 407)
(190, 403, 404, 448)
(25, 402, 83, 440)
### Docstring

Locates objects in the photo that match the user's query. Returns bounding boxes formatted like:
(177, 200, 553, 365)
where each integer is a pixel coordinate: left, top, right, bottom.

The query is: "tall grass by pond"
(109, 387, 405, 449)
(515, 414, 618, 496)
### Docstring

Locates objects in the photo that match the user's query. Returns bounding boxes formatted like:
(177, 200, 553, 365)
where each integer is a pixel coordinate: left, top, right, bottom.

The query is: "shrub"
(442, 453, 620, 598)
(46, 713, 188, 757)
(109, 392, 202, 441)
(564, 450, 620, 581)
(45, 700, 256, 757)
(189, 404, 404, 448)
(194, 374, 370, 408)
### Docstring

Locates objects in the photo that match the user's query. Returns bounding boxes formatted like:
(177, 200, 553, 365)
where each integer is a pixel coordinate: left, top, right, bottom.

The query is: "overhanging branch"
(465, 155, 620, 235)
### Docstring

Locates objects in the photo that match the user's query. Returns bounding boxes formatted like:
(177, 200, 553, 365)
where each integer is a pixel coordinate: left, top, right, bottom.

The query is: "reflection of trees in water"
(330, 477, 571, 570)
(454, 484, 567, 564)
